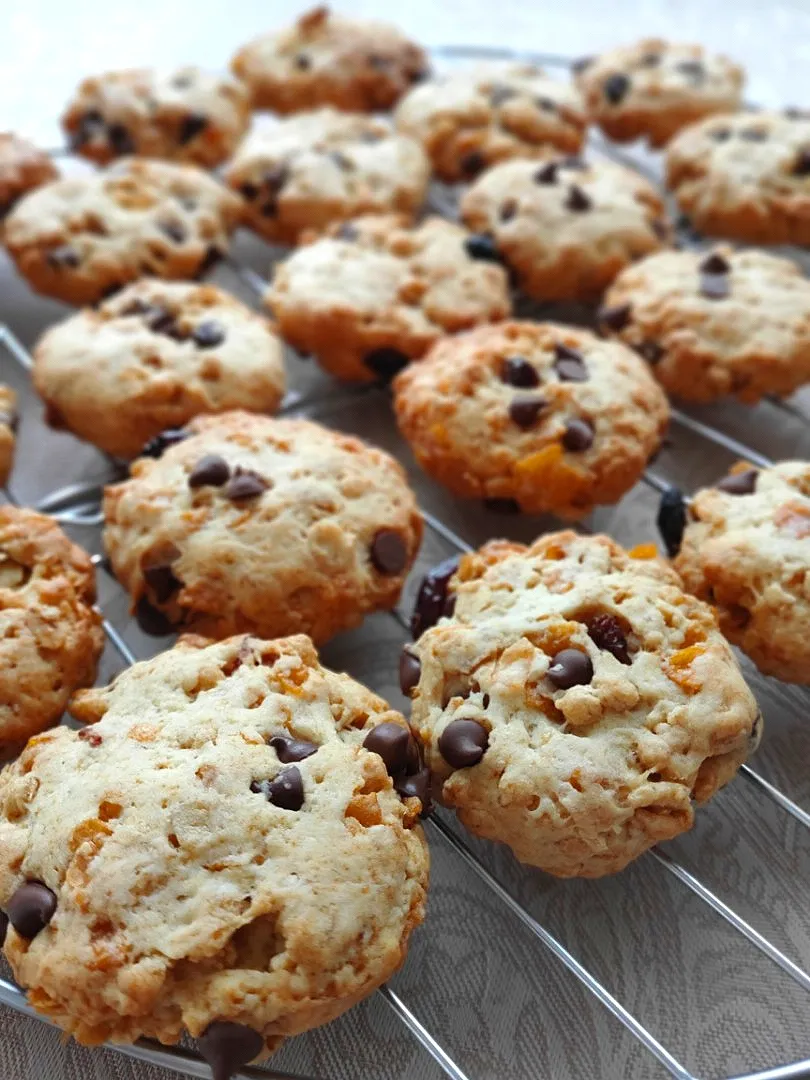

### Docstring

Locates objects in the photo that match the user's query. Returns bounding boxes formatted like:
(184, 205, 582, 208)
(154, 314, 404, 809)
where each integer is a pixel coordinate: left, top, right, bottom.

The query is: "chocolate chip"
(0, 911, 7, 946)
(501, 356, 540, 387)
(717, 468, 758, 495)
(196, 246, 223, 278)
(189, 454, 230, 489)
(604, 73, 630, 104)
(509, 396, 547, 429)
(143, 559, 181, 603)
(294, 54, 311, 70)
(70, 109, 104, 149)
(536, 96, 557, 112)
(120, 298, 154, 317)
(47, 246, 80, 269)
(651, 219, 669, 240)
(534, 161, 558, 185)
(336, 222, 359, 241)
(676, 59, 704, 82)
(637, 341, 663, 365)
(500, 198, 518, 222)
(561, 418, 594, 452)
(460, 150, 486, 178)
(399, 649, 421, 696)
(553, 343, 588, 381)
(178, 112, 208, 145)
(438, 718, 489, 769)
(268, 734, 318, 763)
(793, 149, 810, 176)
(740, 127, 767, 142)
(160, 220, 187, 244)
(572, 56, 594, 75)
(489, 84, 517, 107)
(700, 273, 729, 300)
(657, 486, 687, 557)
(364, 347, 409, 380)
(225, 468, 268, 502)
(197, 1022, 264, 1080)
(6, 882, 57, 939)
(255, 766, 305, 810)
(565, 184, 591, 212)
(588, 613, 630, 664)
(363, 722, 411, 776)
(135, 595, 175, 636)
(699, 252, 730, 275)
(710, 127, 731, 142)
(547, 648, 594, 689)
(140, 428, 188, 459)
(639, 52, 661, 67)
(411, 555, 460, 639)
(370, 529, 407, 575)
(192, 320, 225, 348)
(107, 123, 135, 155)
(394, 766, 432, 815)
(598, 302, 632, 332)
(239, 182, 259, 200)
(464, 234, 501, 262)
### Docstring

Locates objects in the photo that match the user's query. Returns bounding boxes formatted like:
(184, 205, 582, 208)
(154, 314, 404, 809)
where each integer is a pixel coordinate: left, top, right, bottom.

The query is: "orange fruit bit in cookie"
(774, 501, 810, 539)
(629, 543, 659, 560)
(514, 444, 588, 503)
(662, 645, 706, 694)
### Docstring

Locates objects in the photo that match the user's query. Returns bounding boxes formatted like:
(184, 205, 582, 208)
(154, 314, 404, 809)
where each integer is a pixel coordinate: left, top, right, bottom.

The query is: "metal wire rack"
(2, 44, 810, 1080)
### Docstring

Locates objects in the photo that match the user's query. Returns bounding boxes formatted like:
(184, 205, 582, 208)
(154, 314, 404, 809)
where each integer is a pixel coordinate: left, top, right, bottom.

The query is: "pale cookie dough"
(404, 530, 759, 878)
(103, 411, 423, 643)
(0, 133, 57, 219)
(665, 111, 810, 245)
(574, 39, 744, 148)
(0, 506, 103, 758)
(675, 461, 810, 683)
(394, 63, 586, 183)
(266, 214, 512, 382)
(600, 247, 810, 403)
(393, 321, 669, 519)
(0, 633, 429, 1065)
(63, 67, 250, 168)
(231, 5, 428, 113)
(33, 280, 286, 460)
(0, 386, 17, 487)
(224, 108, 429, 245)
(460, 156, 669, 302)
(4, 159, 241, 305)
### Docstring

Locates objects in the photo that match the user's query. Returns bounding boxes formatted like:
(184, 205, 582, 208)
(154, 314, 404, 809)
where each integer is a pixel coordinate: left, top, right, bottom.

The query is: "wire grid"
(1, 45, 810, 1080)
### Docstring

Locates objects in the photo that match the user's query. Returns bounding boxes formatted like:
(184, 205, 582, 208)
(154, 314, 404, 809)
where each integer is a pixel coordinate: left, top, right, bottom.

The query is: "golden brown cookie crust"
(0, 133, 58, 219)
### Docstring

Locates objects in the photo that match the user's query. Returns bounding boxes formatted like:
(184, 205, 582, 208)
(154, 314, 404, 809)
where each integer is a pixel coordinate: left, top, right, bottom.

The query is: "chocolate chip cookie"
(62, 67, 250, 167)
(266, 214, 511, 382)
(0, 506, 103, 757)
(665, 111, 810, 244)
(224, 108, 429, 246)
(460, 156, 669, 301)
(0, 386, 18, 487)
(0, 633, 429, 1060)
(675, 461, 810, 683)
(0, 133, 57, 220)
(4, 158, 241, 305)
(103, 411, 423, 642)
(405, 530, 759, 877)
(231, 5, 428, 113)
(34, 281, 286, 460)
(394, 321, 669, 519)
(575, 39, 744, 148)
(394, 63, 586, 183)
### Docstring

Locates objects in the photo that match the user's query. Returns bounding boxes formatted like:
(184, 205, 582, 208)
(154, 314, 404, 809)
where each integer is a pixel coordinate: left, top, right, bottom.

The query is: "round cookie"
(224, 109, 429, 246)
(599, 247, 810, 403)
(665, 111, 810, 245)
(266, 214, 512, 383)
(460, 156, 669, 302)
(34, 280, 286, 460)
(394, 63, 586, 183)
(574, 39, 744, 148)
(4, 159, 241, 305)
(675, 461, 810, 684)
(231, 5, 428, 113)
(405, 530, 759, 878)
(0, 506, 103, 757)
(103, 411, 423, 643)
(0, 385, 18, 487)
(393, 321, 669, 519)
(0, 633, 429, 1059)
(0, 133, 57, 219)
(62, 67, 250, 168)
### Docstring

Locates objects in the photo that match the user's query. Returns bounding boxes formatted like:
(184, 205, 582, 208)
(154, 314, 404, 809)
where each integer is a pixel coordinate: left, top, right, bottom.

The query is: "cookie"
(0, 506, 103, 758)
(460, 156, 669, 302)
(599, 247, 810, 403)
(62, 67, 250, 168)
(224, 109, 429, 246)
(0, 633, 429, 1060)
(394, 62, 586, 183)
(574, 39, 744, 148)
(0, 385, 18, 487)
(266, 214, 512, 383)
(665, 111, 810, 244)
(675, 461, 810, 684)
(33, 281, 286, 460)
(231, 5, 428, 113)
(405, 530, 759, 878)
(103, 410, 423, 643)
(393, 321, 669, 519)
(3, 158, 241, 305)
(0, 133, 57, 219)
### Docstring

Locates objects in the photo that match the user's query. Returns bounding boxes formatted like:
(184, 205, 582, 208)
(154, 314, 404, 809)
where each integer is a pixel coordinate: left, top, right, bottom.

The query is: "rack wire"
(2, 44, 810, 1080)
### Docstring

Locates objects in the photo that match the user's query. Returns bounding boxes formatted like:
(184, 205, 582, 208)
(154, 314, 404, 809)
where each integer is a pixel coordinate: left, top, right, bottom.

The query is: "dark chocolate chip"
(399, 649, 421, 696)
(409, 68, 430, 84)
(364, 347, 409, 380)
(500, 198, 518, 222)
(192, 320, 225, 348)
(464, 233, 501, 263)
(716, 468, 758, 495)
(710, 127, 731, 142)
(699, 252, 730, 275)
(120, 298, 154, 317)
(370, 529, 407, 575)
(197, 1022, 264, 1080)
(6, 882, 57, 939)
(676, 59, 704, 81)
(438, 718, 489, 769)
(509, 396, 547, 429)
(483, 497, 521, 514)
(188, 454, 230, 489)
(553, 342, 588, 381)
(489, 84, 517, 107)
(603, 72, 630, 104)
(700, 273, 729, 300)
(587, 613, 630, 664)
(572, 56, 594, 75)
(740, 127, 767, 142)
(268, 734, 318, 763)
(257, 766, 305, 810)
(411, 555, 460, 639)
(143, 561, 182, 604)
(793, 148, 810, 176)
(363, 722, 411, 776)
(533, 161, 558, 185)
(70, 109, 105, 148)
(294, 54, 311, 70)
(460, 150, 486, 178)
(160, 220, 187, 244)
(107, 123, 135, 155)
(178, 112, 208, 145)
(501, 355, 540, 387)
(140, 428, 188, 459)
(135, 595, 175, 636)
(565, 184, 591, 212)
(394, 766, 432, 815)
(598, 302, 632, 332)
(239, 182, 259, 200)
(637, 341, 664, 365)
(536, 96, 556, 112)
(561, 418, 594, 452)
(651, 218, 669, 240)
(47, 245, 80, 269)
(0, 911, 7, 946)
(196, 246, 223, 278)
(225, 468, 269, 502)
(657, 486, 687, 557)
(547, 648, 594, 689)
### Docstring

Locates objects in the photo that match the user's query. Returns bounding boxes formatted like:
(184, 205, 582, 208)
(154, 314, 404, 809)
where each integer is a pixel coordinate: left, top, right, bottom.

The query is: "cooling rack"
(2, 44, 810, 1080)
